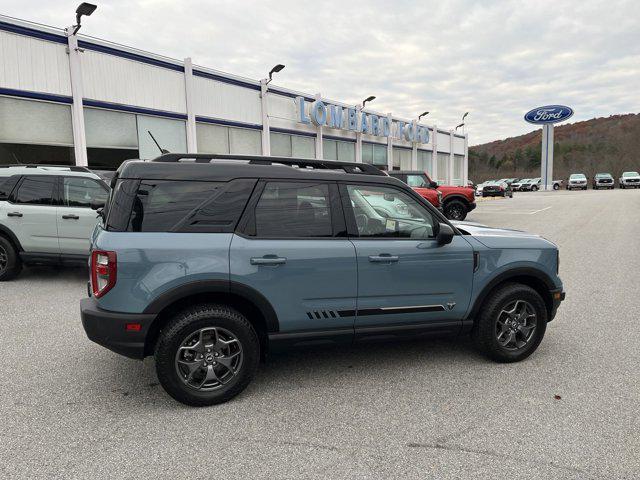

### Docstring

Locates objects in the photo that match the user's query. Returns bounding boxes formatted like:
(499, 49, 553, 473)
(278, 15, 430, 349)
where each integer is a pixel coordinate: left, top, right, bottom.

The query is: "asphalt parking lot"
(1, 188, 639, 479)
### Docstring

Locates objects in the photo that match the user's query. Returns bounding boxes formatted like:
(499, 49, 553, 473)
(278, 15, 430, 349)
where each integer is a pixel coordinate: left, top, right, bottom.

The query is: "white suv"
(0, 165, 109, 280)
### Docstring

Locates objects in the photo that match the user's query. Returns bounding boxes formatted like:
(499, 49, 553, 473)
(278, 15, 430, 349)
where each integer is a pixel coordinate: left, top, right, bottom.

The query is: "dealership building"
(0, 15, 468, 185)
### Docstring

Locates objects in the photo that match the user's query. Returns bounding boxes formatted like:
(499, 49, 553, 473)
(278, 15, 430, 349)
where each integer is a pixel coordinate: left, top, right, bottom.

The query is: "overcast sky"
(2, 0, 639, 144)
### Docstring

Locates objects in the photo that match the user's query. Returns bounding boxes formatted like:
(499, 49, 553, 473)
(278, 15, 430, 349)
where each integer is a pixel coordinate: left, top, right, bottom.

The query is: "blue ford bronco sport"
(81, 154, 565, 406)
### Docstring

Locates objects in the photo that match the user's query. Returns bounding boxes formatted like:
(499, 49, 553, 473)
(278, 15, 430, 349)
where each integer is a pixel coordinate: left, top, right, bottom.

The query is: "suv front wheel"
(443, 199, 468, 221)
(155, 304, 260, 406)
(0, 236, 22, 281)
(472, 283, 547, 362)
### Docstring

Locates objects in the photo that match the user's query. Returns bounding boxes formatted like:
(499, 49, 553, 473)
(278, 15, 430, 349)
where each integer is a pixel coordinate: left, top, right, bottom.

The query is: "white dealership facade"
(0, 15, 468, 184)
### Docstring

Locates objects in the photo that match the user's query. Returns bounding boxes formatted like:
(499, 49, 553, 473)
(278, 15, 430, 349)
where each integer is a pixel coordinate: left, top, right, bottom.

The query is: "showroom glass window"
(253, 182, 332, 237)
(453, 154, 464, 186)
(323, 139, 355, 162)
(0, 97, 74, 166)
(270, 132, 315, 158)
(362, 143, 388, 168)
(418, 150, 433, 174)
(392, 147, 412, 170)
(198, 123, 262, 155)
(346, 184, 435, 239)
(436, 153, 450, 184)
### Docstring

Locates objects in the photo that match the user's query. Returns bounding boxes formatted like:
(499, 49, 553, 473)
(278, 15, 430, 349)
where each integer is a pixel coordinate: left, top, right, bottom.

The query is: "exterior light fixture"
(72, 2, 97, 35)
(462, 112, 469, 121)
(267, 64, 285, 84)
(362, 96, 376, 108)
(418, 111, 429, 121)
(455, 123, 465, 131)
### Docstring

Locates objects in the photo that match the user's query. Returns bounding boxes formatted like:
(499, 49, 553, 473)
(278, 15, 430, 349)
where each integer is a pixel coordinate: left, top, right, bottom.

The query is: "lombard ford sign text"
(296, 97, 430, 144)
(524, 105, 574, 125)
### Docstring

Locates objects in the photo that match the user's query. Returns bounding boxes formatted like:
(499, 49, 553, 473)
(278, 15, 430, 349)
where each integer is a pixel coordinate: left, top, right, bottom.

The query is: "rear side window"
(252, 182, 332, 238)
(128, 181, 221, 232)
(0, 175, 21, 201)
(12, 176, 55, 205)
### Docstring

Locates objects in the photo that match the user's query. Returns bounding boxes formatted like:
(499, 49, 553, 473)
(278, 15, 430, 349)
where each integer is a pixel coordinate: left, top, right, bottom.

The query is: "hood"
(451, 220, 557, 249)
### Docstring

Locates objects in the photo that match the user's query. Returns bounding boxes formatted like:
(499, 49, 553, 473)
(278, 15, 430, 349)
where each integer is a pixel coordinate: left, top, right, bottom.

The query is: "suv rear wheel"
(472, 283, 547, 362)
(0, 236, 22, 281)
(443, 199, 468, 221)
(154, 304, 260, 406)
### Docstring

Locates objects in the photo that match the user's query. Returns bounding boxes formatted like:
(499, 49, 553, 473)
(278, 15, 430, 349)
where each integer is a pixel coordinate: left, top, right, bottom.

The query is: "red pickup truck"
(389, 170, 477, 220)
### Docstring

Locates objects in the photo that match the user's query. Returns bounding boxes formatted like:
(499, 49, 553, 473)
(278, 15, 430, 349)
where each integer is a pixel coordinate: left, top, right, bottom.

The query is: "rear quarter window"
(105, 179, 256, 233)
(0, 175, 21, 201)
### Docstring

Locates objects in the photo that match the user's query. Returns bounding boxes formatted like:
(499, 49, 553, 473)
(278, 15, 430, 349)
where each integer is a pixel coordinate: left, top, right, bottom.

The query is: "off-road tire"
(443, 199, 468, 221)
(472, 283, 547, 363)
(0, 236, 22, 281)
(155, 304, 260, 406)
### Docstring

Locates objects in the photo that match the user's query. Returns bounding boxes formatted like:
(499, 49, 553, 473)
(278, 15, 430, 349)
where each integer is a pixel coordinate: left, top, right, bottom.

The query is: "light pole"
(261, 64, 285, 155)
(418, 111, 429, 122)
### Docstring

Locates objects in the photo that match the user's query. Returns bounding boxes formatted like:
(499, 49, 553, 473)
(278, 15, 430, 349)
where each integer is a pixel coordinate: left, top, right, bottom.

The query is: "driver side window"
(345, 184, 435, 239)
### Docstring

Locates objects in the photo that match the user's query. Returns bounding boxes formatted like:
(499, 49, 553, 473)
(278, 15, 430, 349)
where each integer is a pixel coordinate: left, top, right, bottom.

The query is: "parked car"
(475, 181, 489, 196)
(510, 178, 528, 191)
(388, 170, 442, 210)
(81, 153, 565, 406)
(592, 173, 615, 190)
(520, 178, 542, 191)
(0, 165, 109, 281)
(483, 181, 513, 198)
(619, 171, 640, 189)
(567, 173, 588, 190)
(388, 171, 476, 221)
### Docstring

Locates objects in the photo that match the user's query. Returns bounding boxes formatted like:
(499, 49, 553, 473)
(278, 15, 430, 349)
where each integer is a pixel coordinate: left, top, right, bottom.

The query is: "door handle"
(368, 254, 399, 263)
(62, 214, 80, 220)
(250, 256, 287, 265)
(7, 212, 23, 218)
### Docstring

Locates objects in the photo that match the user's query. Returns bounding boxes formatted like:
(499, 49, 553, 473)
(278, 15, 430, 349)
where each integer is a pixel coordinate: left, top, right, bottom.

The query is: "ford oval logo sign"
(524, 105, 574, 124)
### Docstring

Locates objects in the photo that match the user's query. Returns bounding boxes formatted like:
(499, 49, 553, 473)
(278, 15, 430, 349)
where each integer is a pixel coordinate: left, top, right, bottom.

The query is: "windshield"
(570, 174, 586, 180)
(623, 172, 639, 177)
(595, 173, 612, 178)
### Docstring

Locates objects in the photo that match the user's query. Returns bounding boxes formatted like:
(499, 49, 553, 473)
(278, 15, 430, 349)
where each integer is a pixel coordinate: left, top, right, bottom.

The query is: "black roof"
(388, 170, 429, 175)
(117, 153, 406, 186)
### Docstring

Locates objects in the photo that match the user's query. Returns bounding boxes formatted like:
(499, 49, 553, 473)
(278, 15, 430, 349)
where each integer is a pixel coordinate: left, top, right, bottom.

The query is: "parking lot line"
(529, 206, 552, 215)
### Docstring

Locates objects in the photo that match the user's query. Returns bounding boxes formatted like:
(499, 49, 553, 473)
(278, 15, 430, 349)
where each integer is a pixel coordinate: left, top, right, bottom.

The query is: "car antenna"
(148, 131, 170, 154)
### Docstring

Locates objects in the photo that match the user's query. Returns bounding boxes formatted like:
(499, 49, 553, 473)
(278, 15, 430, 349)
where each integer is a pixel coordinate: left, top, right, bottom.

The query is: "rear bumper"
(81, 297, 156, 359)
(549, 289, 566, 321)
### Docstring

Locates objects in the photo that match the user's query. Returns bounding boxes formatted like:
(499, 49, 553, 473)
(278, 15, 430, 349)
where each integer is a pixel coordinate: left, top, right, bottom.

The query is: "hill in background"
(468, 113, 640, 183)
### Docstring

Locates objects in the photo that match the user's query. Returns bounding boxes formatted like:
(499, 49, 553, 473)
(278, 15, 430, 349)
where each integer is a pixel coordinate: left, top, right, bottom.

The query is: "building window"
(362, 143, 388, 166)
(0, 96, 74, 165)
(453, 154, 464, 185)
(197, 123, 262, 155)
(137, 115, 187, 160)
(417, 150, 433, 174)
(392, 147, 412, 170)
(323, 139, 355, 161)
(84, 108, 139, 169)
(270, 132, 314, 158)
(437, 152, 450, 184)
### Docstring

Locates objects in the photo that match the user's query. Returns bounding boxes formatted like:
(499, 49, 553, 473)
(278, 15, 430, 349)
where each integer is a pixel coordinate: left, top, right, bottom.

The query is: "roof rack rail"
(150, 153, 388, 176)
(0, 164, 93, 173)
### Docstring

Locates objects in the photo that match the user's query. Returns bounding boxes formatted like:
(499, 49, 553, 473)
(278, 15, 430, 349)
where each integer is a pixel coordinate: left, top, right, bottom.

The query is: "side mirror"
(430, 181, 438, 188)
(383, 193, 396, 202)
(436, 223, 454, 245)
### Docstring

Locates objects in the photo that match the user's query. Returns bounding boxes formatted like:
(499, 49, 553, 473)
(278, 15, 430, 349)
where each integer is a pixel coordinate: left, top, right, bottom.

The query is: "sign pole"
(540, 124, 554, 191)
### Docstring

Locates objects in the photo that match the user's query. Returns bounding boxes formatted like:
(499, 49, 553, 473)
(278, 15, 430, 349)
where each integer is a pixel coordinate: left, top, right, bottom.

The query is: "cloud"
(2, 0, 639, 144)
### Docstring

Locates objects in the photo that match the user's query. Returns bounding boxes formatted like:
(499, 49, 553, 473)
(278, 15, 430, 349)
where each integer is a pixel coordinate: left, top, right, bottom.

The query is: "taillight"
(91, 250, 117, 298)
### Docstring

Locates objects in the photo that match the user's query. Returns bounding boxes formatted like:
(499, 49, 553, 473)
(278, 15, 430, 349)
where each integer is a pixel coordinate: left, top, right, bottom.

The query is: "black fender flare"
(143, 280, 279, 332)
(0, 224, 23, 252)
(442, 194, 471, 207)
(467, 267, 556, 320)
